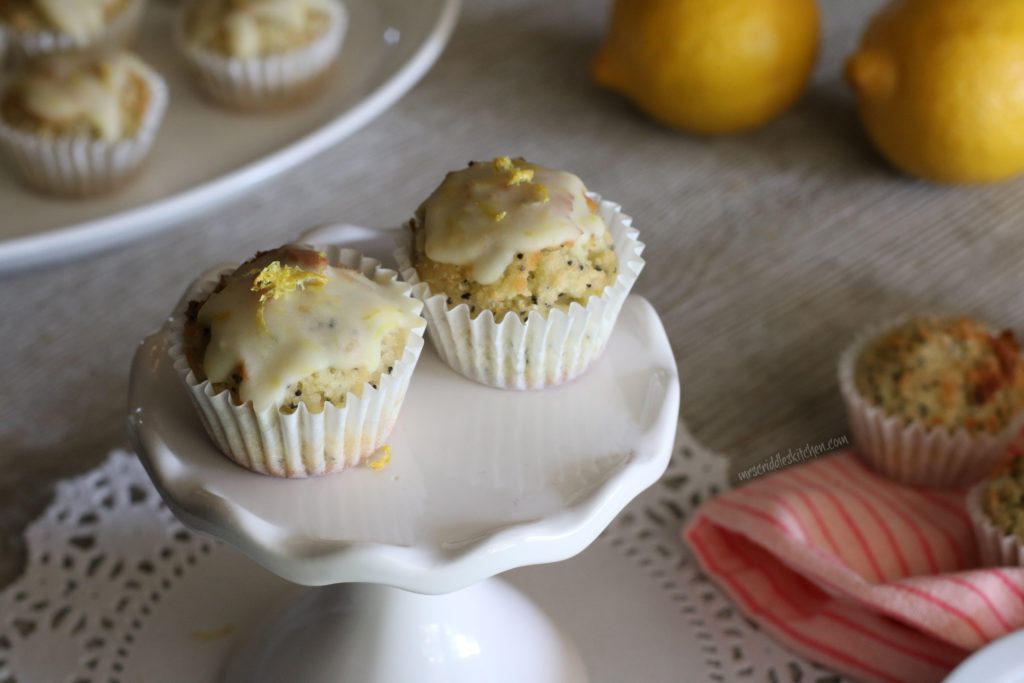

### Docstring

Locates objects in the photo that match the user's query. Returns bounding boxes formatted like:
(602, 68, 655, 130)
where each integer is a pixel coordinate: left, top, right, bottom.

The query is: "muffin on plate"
(176, 0, 346, 110)
(171, 244, 426, 477)
(396, 156, 645, 390)
(967, 454, 1024, 566)
(839, 315, 1024, 488)
(0, 49, 167, 195)
(0, 0, 146, 62)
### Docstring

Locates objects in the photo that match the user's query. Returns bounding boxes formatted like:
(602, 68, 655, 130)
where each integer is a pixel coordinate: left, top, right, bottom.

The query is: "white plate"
(127, 226, 679, 595)
(943, 629, 1024, 683)
(0, 0, 460, 273)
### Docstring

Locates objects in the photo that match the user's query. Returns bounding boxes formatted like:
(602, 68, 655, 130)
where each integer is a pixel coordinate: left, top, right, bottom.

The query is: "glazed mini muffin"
(0, 0, 145, 61)
(396, 156, 645, 389)
(967, 454, 1024, 566)
(177, 0, 346, 109)
(0, 49, 167, 195)
(839, 315, 1024, 488)
(172, 244, 426, 477)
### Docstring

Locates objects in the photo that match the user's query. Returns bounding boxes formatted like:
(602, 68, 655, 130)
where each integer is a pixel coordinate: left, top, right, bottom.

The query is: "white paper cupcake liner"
(0, 60, 167, 196)
(175, 0, 346, 109)
(838, 314, 1024, 489)
(395, 194, 645, 390)
(966, 480, 1024, 567)
(167, 247, 426, 478)
(3, 0, 145, 63)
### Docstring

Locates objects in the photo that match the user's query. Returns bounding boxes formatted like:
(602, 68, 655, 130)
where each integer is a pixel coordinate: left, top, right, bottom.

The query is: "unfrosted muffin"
(0, 49, 167, 195)
(396, 157, 645, 390)
(172, 244, 426, 477)
(968, 454, 1024, 566)
(410, 157, 620, 323)
(0, 0, 145, 61)
(854, 316, 1024, 434)
(839, 315, 1024, 488)
(177, 0, 346, 109)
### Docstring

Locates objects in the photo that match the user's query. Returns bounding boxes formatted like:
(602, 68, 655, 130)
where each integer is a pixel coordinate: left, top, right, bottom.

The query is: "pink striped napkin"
(683, 450, 1024, 683)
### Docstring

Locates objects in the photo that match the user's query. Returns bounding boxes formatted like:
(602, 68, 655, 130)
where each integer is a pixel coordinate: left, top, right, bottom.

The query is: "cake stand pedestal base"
(220, 578, 588, 683)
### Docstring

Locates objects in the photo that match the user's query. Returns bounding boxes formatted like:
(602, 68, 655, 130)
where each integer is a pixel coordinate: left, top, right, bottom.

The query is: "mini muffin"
(0, 0, 145, 62)
(396, 156, 645, 389)
(176, 0, 346, 110)
(170, 244, 426, 477)
(0, 49, 167, 195)
(839, 315, 1024, 488)
(967, 454, 1024, 566)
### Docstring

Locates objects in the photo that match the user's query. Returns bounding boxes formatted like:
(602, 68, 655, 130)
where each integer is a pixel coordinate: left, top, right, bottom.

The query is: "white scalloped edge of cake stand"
(0, 422, 847, 682)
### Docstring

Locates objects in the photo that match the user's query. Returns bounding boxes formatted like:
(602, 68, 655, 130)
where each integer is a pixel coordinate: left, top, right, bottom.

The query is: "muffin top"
(983, 455, 1024, 543)
(854, 316, 1024, 433)
(184, 0, 337, 59)
(183, 245, 422, 413)
(411, 157, 619, 321)
(0, 0, 132, 40)
(0, 50, 154, 140)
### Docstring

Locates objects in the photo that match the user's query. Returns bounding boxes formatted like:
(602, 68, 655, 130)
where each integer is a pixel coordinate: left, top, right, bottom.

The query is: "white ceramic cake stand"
(126, 225, 679, 683)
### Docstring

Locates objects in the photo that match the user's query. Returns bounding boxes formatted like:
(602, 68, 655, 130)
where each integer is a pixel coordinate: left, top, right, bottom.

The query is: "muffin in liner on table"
(0, 49, 168, 196)
(839, 315, 1024, 488)
(0, 0, 146, 62)
(967, 454, 1024, 566)
(169, 244, 426, 478)
(176, 0, 346, 110)
(396, 156, 645, 390)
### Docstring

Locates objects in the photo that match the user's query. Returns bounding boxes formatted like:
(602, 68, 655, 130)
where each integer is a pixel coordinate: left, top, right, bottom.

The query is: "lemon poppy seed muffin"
(1, 50, 152, 140)
(982, 454, 1024, 545)
(184, 0, 335, 59)
(174, 244, 426, 477)
(410, 157, 620, 322)
(854, 316, 1024, 434)
(0, 49, 167, 195)
(184, 245, 422, 415)
(177, 0, 346, 109)
(840, 314, 1024, 488)
(0, 0, 144, 60)
(0, 0, 134, 39)
(397, 157, 645, 390)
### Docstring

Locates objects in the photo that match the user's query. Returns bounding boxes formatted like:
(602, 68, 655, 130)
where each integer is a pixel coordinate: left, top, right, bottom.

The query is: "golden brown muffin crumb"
(855, 316, 1024, 433)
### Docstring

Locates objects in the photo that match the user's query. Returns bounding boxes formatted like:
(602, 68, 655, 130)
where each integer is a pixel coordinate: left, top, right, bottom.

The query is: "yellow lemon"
(591, 0, 819, 135)
(847, 0, 1024, 184)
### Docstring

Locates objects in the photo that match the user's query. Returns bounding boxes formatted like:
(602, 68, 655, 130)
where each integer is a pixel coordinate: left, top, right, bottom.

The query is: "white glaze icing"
(196, 252, 421, 412)
(189, 0, 336, 58)
(420, 157, 607, 284)
(20, 52, 149, 141)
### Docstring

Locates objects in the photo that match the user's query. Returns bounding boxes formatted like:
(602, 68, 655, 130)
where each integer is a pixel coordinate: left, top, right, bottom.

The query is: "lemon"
(847, 0, 1024, 184)
(591, 0, 820, 135)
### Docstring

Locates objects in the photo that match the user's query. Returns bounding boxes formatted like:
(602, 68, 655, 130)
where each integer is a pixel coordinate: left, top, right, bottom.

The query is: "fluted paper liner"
(0, 61, 167, 196)
(175, 0, 346, 109)
(167, 247, 426, 478)
(395, 194, 645, 390)
(838, 315, 1024, 489)
(967, 480, 1024, 567)
(2, 0, 145, 63)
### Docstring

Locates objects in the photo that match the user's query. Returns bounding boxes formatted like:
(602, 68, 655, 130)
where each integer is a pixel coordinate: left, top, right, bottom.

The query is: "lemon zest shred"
(369, 444, 392, 470)
(249, 261, 327, 331)
(508, 168, 534, 185)
(493, 156, 513, 172)
(493, 210, 508, 222)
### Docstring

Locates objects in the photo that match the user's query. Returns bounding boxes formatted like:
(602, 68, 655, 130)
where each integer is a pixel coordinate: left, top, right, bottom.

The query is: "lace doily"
(0, 423, 844, 682)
